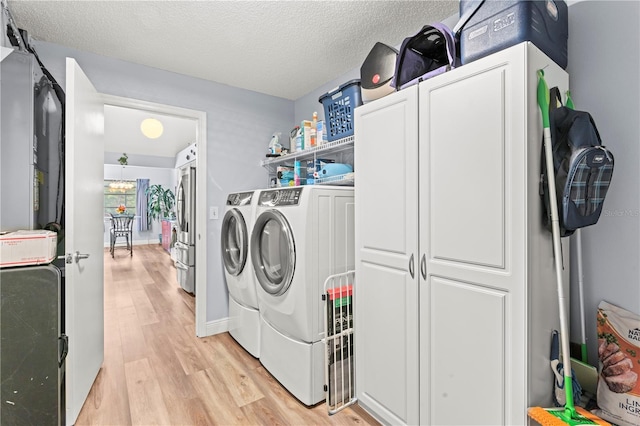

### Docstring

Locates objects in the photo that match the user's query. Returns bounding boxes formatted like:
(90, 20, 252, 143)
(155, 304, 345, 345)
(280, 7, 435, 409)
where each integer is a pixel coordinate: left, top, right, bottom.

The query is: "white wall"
(103, 164, 176, 247)
(566, 0, 640, 365)
(34, 40, 294, 323)
(104, 151, 175, 169)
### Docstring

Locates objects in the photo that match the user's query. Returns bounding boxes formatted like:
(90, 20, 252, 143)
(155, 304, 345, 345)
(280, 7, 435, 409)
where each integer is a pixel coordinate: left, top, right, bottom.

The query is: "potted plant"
(118, 153, 128, 166)
(147, 184, 175, 242)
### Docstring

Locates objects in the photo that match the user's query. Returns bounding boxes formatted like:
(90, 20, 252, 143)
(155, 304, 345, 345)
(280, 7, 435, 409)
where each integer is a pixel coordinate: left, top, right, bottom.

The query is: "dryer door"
(251, 209, 295, 296)
(221, 208, 248, 276)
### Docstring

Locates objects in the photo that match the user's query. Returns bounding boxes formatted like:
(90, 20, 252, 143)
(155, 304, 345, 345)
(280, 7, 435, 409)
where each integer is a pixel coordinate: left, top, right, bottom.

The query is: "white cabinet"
(354, 43, 569, 425)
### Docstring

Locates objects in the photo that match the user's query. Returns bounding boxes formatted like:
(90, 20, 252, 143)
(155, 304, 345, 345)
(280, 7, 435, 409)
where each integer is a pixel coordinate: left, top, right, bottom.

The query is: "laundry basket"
(319, 80, 362, 142)
(323, 270, 356, 414)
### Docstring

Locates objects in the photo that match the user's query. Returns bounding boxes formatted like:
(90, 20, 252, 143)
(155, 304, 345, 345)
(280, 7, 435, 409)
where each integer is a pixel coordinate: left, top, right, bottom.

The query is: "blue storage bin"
(460, 0, 568, 69)
(318, 79, 362, 142)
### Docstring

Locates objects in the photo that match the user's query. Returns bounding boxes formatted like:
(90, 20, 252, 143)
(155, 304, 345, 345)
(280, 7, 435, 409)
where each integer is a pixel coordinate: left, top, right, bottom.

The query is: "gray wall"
(33, 40, 294, 323)
(293, 14, 458, 125)
(566, 0, 640, 365)
(294, 68, 359, 125)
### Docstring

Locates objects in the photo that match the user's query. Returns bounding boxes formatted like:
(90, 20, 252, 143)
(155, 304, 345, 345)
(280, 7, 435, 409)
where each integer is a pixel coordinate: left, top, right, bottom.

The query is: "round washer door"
(221, 208, 248, 276)
(251, 209, 295, 296)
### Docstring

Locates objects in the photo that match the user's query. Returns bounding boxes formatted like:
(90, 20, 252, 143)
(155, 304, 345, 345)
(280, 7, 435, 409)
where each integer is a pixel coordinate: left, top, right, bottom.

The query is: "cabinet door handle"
(409, 254, 415, 279)
(421, 254, 427, 280)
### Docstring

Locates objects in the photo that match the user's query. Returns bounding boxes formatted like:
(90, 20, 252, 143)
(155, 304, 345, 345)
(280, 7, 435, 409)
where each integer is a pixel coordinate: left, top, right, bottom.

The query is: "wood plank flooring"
(75, 244, 377, 425)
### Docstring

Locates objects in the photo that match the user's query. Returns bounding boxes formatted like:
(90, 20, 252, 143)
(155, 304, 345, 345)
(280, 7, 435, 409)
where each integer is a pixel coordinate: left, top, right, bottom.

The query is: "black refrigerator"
(1, 264, 66, 425)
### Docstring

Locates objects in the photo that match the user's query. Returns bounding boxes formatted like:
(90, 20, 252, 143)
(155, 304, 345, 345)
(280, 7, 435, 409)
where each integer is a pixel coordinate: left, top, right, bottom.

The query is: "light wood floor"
(75, 244, 377, 425)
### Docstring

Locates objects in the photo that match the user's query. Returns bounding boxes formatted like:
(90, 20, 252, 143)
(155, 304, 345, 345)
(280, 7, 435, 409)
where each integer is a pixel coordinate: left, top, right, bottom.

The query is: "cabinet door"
(354, 87, 419, 425)
(418, 47, 527, 425)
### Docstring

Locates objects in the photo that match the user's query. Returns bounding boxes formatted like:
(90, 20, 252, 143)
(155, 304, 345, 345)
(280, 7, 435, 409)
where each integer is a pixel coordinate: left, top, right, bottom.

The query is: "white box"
(0, 230, 58, 268)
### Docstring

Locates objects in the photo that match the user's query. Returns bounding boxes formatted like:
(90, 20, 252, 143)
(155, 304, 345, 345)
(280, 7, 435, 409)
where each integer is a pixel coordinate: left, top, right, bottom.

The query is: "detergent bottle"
(310, 112, 318, 147)
(268, 132, 282, 154)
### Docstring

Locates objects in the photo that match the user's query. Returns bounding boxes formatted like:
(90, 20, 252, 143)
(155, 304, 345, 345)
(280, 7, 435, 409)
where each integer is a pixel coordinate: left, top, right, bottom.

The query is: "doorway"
(102, 94, 207, 336)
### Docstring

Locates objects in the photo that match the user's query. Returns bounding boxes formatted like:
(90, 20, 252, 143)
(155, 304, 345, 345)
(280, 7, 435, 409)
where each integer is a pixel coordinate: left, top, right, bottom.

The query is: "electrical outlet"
(209, 206, 218, 220)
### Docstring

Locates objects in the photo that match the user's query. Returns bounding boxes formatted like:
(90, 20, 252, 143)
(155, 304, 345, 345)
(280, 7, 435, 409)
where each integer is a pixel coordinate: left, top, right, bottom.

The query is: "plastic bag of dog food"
(594, 300, 640, 426)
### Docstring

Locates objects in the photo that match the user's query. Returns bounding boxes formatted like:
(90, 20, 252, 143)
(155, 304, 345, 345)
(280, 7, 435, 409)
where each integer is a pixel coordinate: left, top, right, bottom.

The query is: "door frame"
(102, 94, 207, 337)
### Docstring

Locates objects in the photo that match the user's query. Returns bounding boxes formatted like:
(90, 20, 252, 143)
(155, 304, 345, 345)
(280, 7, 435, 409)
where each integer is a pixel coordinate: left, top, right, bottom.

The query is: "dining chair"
(109, 214, 134, 258)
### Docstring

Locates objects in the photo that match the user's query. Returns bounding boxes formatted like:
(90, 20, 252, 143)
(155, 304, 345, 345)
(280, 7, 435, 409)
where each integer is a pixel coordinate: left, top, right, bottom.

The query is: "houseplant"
(147, 184, 175, 242)
(118, 153, 128, 166)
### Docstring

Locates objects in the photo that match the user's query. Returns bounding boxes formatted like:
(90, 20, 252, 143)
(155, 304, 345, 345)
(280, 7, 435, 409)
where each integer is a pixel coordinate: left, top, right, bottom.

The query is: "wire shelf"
(261, 135, 354, 167)
(315, 172, 355, 186)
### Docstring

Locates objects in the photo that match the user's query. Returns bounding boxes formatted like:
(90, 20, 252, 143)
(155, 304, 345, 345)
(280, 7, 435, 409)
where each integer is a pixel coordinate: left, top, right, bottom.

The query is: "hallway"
(75, 244, 375, 425)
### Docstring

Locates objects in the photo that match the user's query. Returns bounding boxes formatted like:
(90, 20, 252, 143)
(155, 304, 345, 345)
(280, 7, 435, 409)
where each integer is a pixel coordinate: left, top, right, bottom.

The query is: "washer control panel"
(259, 187, 302, 206)
(226, 191, 253, 206)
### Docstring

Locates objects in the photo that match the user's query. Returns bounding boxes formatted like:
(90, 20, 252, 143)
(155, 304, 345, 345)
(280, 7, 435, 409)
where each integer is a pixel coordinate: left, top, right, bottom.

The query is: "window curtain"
(136, 178, 150, 231)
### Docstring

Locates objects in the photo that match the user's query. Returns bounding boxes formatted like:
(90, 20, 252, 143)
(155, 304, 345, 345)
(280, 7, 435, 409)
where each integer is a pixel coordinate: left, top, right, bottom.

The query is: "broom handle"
(576, 228, 588, 362)
(543, 126, 576, 413)
(566, 92, 589, 364)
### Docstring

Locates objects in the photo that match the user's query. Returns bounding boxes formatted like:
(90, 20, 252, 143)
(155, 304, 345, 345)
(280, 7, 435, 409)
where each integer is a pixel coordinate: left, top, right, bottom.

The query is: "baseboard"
(205, 317, 229, 336)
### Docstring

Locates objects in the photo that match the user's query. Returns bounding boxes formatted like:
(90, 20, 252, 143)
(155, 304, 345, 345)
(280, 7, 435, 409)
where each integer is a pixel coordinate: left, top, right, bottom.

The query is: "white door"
(354, 86, 419, 425)
(419, 60, 512, 426)
(65, 58, 105, 425)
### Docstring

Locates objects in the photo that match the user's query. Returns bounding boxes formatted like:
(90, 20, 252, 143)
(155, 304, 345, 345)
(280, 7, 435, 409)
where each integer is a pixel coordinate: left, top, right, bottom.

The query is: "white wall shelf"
(262, 135, 354, 187)
(261, 135, 354, 167)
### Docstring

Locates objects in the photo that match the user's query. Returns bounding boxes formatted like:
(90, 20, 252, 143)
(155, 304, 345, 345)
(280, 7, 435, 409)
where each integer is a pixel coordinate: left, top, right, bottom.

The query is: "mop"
(527, 70, 609, 426)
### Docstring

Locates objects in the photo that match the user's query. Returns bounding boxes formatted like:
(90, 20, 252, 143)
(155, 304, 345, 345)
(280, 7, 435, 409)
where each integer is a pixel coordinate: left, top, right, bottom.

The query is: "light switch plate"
(209, 206, 218, 220)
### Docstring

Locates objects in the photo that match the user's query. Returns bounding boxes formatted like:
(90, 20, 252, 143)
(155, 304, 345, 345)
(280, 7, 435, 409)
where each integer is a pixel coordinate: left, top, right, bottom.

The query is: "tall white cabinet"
(354, 43, 569, 425)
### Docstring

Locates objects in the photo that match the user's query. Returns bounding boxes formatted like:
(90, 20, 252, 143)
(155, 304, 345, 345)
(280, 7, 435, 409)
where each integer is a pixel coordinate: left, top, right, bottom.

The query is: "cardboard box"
(0, 230, 58, 268)
(317, 120, 328, 145)
(301, 120, 312, 150)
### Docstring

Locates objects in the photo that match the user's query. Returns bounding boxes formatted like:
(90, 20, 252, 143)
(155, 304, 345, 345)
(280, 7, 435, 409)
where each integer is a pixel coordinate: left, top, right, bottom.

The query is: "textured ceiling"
(7, 0, 459, 100)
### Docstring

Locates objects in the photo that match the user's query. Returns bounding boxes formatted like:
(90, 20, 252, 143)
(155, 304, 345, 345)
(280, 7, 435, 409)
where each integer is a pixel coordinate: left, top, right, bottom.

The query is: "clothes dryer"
(250, 186, 355, 406)
(221, 190, 261, 358)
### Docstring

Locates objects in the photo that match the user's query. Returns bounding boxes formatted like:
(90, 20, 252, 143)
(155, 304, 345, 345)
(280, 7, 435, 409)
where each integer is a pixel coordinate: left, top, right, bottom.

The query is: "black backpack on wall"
(541, 88, 614, 237)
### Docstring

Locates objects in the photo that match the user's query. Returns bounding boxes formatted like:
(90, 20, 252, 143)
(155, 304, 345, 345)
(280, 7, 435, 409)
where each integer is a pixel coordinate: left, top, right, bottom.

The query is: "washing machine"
(221, 190, 261, 358)
(250, 185, 355, 406)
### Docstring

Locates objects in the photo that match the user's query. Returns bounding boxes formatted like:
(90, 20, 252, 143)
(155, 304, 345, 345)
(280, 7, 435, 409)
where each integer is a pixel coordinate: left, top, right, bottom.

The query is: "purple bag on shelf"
(391, 22, 457, 90)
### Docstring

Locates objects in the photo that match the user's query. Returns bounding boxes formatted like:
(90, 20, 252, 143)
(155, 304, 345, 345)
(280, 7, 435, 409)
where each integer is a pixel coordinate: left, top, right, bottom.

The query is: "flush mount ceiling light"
(140, 118, 164, 139)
